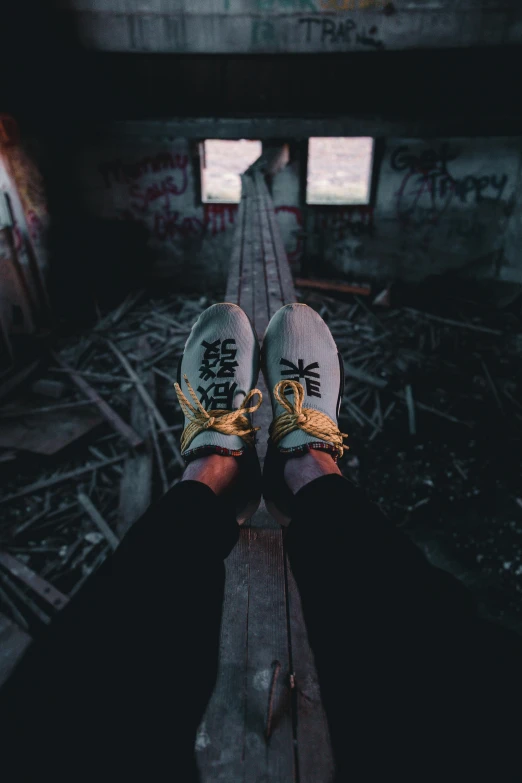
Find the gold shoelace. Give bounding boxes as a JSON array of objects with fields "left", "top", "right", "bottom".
[
  {"left": 174, "top": 374, "right": 263, "bottom": 452},
  {"left": 269, "top": 379, "right": 348, "bottom": 459}
]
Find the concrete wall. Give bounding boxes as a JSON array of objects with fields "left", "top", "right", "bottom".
[
  {"left": 55, "top": 0, "right": 522, "bottom": 53},
  {"left": 66, "top": 132, "right": 522, "bottom": 290},
  {"left": 70, "top": 134, "right": 313, "bottom": 288},
  {"left": 281, "top": 136, "right": 522, "bottom": 283},
  {"left": 72, "top": 137, "right": 241, "bottom": 287}
]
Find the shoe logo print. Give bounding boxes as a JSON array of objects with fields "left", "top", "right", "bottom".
[
  {"left": 280, "top": 358, "right": 321, "bottom": 398},
  {"left": 198, "top": 339, "right": 239, "bottom": 410}
]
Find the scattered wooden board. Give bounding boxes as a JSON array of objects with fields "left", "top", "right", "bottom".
[
  {"left": 0, "top": 405, "right": 103, "bottom": 455},
  {"left": 52, "top": 352, "right": 143, "bottom": 449}
]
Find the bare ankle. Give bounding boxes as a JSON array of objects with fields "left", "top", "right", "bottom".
[
  {"left": 182, "top": 454, "right": 239, "bottom": 496},
  {"left": 284, "top": 449, "right": 341, "bottom": 495}
]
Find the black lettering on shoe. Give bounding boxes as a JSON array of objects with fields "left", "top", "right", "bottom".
[
  {"left": 280, "top": 358, "right": 321, "bottom": 398},
  {"left": 198, "top": 339, "right": 239, "bottom": 408}
]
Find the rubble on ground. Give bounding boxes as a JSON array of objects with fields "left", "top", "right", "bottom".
[{"left": 0, "top": 284, "right": 521, "bottom": 636}]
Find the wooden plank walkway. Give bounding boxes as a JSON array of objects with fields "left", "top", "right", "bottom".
[{"left": 198, "top": 172, "right": 334, "bottom": 782}]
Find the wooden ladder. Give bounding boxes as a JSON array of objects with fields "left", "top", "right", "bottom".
[{"left": 197, "top": 172, "right": 334, "bottom": 783}]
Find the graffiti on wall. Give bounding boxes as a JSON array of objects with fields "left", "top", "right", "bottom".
[
  {"left": 390, "top": 143, "right": 510, "bottom": 232},
  {"left": 100, "top": 149, "right": 240, "bottom": 245},
  {"left": 298, "top": 17, "right": 383, "bottom": 46},
  {"left": 252, "top": 16, "right": 384, "bottom": 47},
  {"left": 100, "top": 152, "right": 190, "bottom": 200},
  {"left": 315, "top": 205, "right": 375, "bottom": 240},
  {"left": 274, "top": 204, "right": 374, "bottom": 264},
  {"left": 388, "top": 142, "right": 512, "bottom": 257},
  {"left": 150, "top": 204, "right": 239, "bottom": 243},
  {"left": 204, "top": 204, "right": 238, "bottom": 237}
]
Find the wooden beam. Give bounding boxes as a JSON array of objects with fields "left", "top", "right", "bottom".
[
  {"left": 0, "top": 550, "right": 69, "bottom": 611},
  {"left": 52, "top": 352, "right": 143, "bottom": 449},
  {"left": 106, "top": 340, "right": 184, "bottom": 469},
  {"left": 0, "top": 454, "right": 126, "bottom": 505},
  {"left": 78, "top": 493, "right": 120, "bottom": 551}
]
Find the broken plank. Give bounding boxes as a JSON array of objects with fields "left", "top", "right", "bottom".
[
  {"left": 0, "top": 405, "right": 104, "bottom": 456},
  {"left": 295, "top": 278, "right": 371, "bottom": 297},
  {"left": 0, "top": 455, "right": 126, "bottom": 505},
  {"left": 78, "top": 493, "right": 120, "bottom": 551},
  {"left": 0, "top": 550, "right": 69, "bottom": 611},
  {"left": 0, "top": 572, "right": 50, "bottom": 625},
  {"left": 344, "top": 363, "right": 388, "bottom": 389},
  {"left": 52, "top": 352, "right": 143, "bottom": 449},
  {"left": 50, "top": 368, "right": 133, "bottom": 384},
  {"left": 404, "top": 308, "right": 503, "bottom": 336},
  {"left": 94, "top": 289, "right": 145, "bottom": 332},
  {"left": 394, "top": 392, "right": 472, "bottom": 427},
  {"left": 106, "top": 340, "right": 184, "bottom": 469},
  {"left": 405, "top": 385, "right": 417, "bottom": 435},
  {"left": 0, "top": 584, "right": 30, "bottom": 632},
  {"left": 0, "top": 400, "right": 96, "bottom": 418}
]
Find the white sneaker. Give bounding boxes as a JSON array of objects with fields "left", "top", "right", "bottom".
[
  {"left": 261, "top": 303, "right": 346, "bottom": 524},
  {"left": 175, "top": 302, "right": 262, "bottom": 523}
]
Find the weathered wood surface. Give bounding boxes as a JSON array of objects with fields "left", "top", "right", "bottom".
[
  {"left": 199, "top": 172, "right": 334, "bottom": 782},
  {"left": 287, "top": 565, "right": 335, "bottom": 783}
]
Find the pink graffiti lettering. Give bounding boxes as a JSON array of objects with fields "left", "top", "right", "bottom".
[
  {"left": 204, "top": 203, "right": 238, "bottom": 237},
  {"left": 99, "top": 152, "right": 190, "bottom": 188},
  {"left": 154, "top": 211, "right": 204, "bottom": 242},
  {"left": 118, "top": 203, "right": 238, "bottom": 246},
  {"left": 130, "top": 174, "right": 189, "bottom": 213}
]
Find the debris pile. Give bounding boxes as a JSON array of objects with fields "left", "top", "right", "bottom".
[
  {"left": 1, "top": 283, "right": 522, "bottom": 641},
  {"left": 0, "top": 291, "right": 214, "bottom": 635},
  {"left": 300, "top": 286, "right": 522, "bottom": 633}
]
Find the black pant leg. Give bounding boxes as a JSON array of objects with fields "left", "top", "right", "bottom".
[
  {"left": 285, "top": 475, "right": 522, "bottom": 781},
  {"left": 0, "top": 480, "right": 238, "bottom": 782}
]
